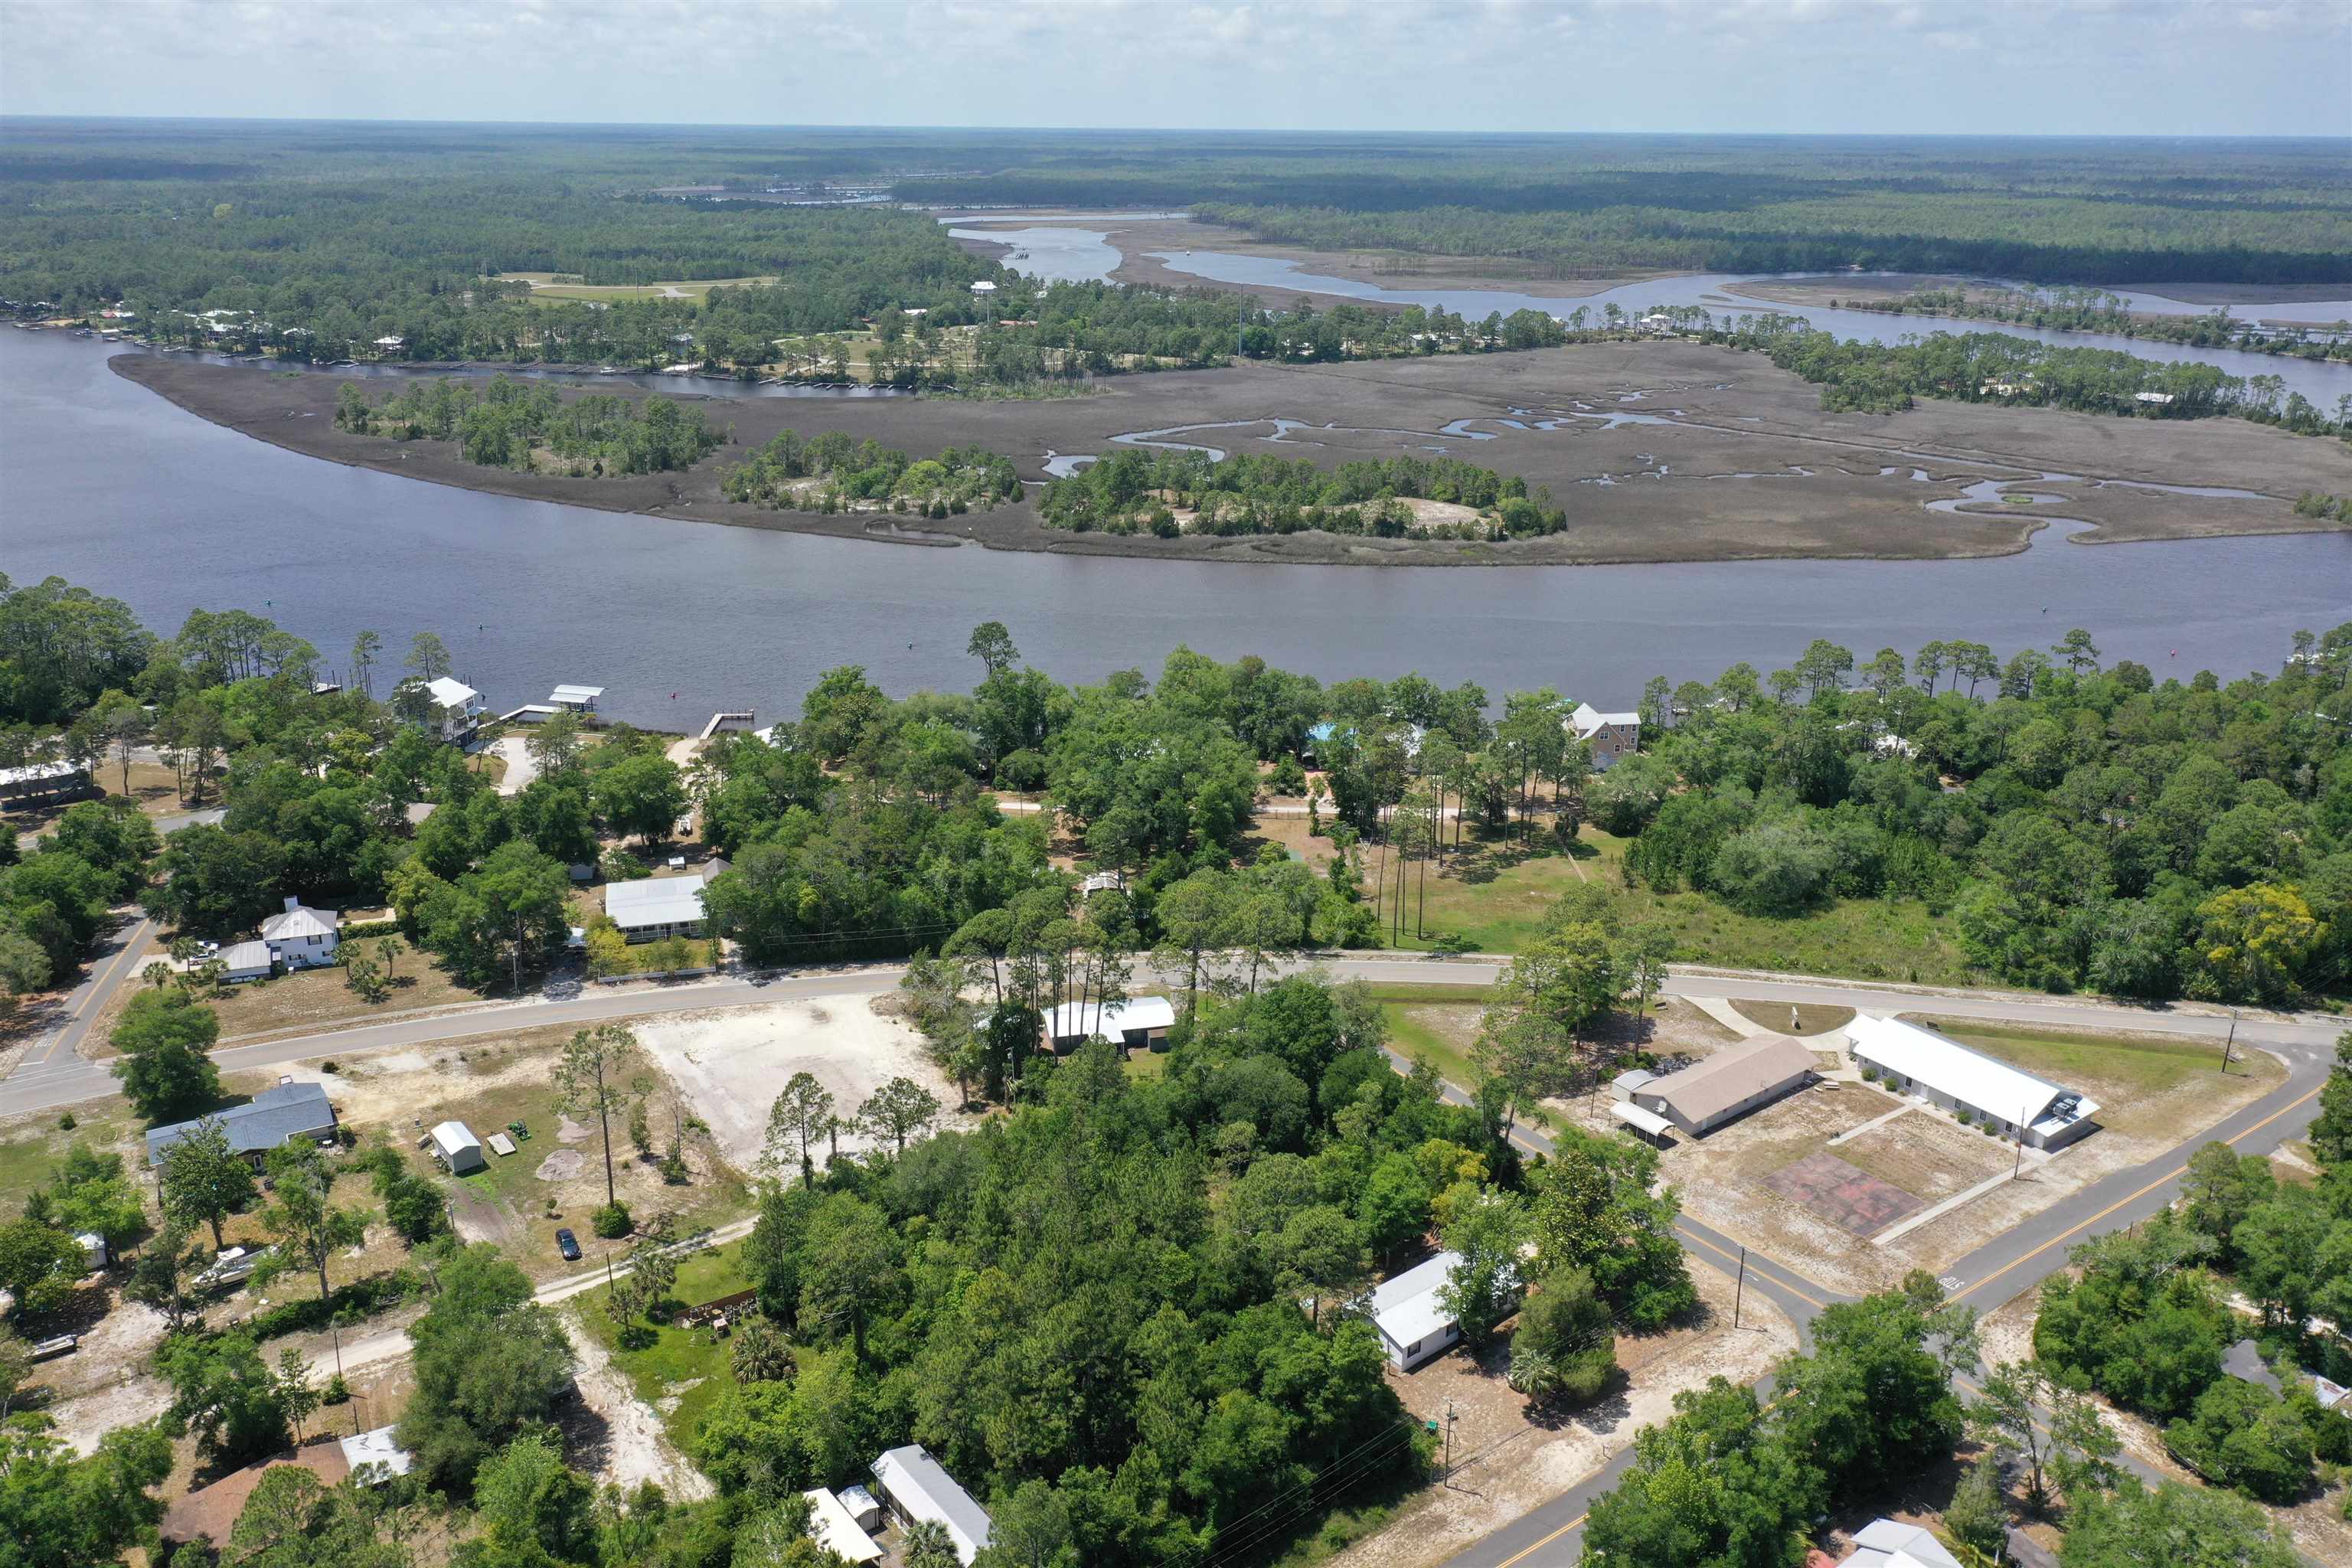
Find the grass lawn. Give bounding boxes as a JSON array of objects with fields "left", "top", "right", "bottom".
[
  {"left": 570, "top": 1240, "right": 751, "bottom": 1449},
  {"left": 165, "top": 958, "right": 489, "bottom": 1043},
  {"left": 1732, "top": 1000, "right": 1857, "bottom": 1037},
  {"left": 0, "top": 1107, "right": 139, "bottom": 1210},
  {"left": 1377, "top": 828, "right": 1977, "bottom": 986},
  {"left": 1903, "top": 1015, "right": 2278, "bottom": 1104},
  {"left": 1372, "top": 993, "right": 1489, "bottom": 1092}
]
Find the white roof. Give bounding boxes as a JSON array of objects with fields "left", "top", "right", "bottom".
[
  {"left": 1610, "top": 1101, "right": 1674, "bottom": 1137},
  {"left": 429, "top": 1120, "right": 482, "bottom": 1156},
  {"left": 0, "top": 759, "right": 86, "bottom": 787},
  {"left": 801, "top": 1489, "right": 882, "bottom": 1563},
  {"left": 872, "top": 1445, "right": 991, "bottom": 1564},
  {"left": 604, "top": 874, "right": 708, "bottom": 929},
  {"left": 340, "top": 1426, "right": 415, "bottom": 1481},
  {"left": 374, "top": 335, "right": 403, "bottom": 347},
  {"left": 548, "top": 684, "right": 604, "bottom": 704},
  {"left": 1847, "top": 1015, "right": 2097, "bottom": 1131},
  {"left": 1047, "top": 995, "right": 1177, "bottom": 1039},
  {"left": 425, "top": 676, "right": 479, "bottom": 709},
  {"left": 217, "top": 940, "right": 273, "bottom": 973},
  {"left": 1570, "top": 701, "right": 1639, "bottom": 738},
  {"left": 260, "top": 903, "right": 338, "bottom": 940},
  {"left": 1366, "top": 1250, "right": 1461, "bottom": 1352},
  {"left": 1843, "top": 1518, "right": 1965, "bottom": 1568}
]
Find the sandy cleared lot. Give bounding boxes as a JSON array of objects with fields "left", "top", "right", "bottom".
[
  {"left": 1331, "top": 1256, "right": 1797, "bottom": 1568},
  {"left": 562, "top": 1305, "right": 715, "bottom": 1501},
  {"left": 633, "top": 997, "right": 961, "bottom": 1173}
]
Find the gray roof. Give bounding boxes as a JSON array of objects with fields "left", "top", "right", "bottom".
[
  {"left": 146, "top": 1081, "right": 336, "bottom": 1165},
  {"left": 2223, "top": 1338, "right": 2283, "bottom": 1392},
  {"left": 872, "top": 1445, "right": 991, "bottom": 1564}
]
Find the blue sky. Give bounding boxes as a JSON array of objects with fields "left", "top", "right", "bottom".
[{"left": 5, "top": 0, "right": 2349, "bottom": 136}]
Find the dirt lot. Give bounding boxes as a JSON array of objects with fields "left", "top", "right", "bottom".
[
  {"left": 1329, "top": 1255, "right": 1797, "bottom": 1568},
  {"left": 119, "top": 337, "right": 2351, "bottom": 570},
  {"left": 632, "top": 995, "right": 965, "bottom": 1173},
  {"left": 561, "top": 1304, "right": 715, "bottom": 1501}
]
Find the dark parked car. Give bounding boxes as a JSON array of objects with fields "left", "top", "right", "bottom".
[{"left": 555, "top": 1227, "right": 580, "bottom": 1263}]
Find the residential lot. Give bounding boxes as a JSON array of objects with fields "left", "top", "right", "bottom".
[
  {"left": 632, "top": 995, "right": 966, "bottom": 1172},
  {"left": 1327, "top": 1256, "right": 1798, "bottom": 1568}
]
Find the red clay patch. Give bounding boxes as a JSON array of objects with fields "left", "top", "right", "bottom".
[{"left": 1762, "top": 1151, "right": 1924, "bottom": 1237}]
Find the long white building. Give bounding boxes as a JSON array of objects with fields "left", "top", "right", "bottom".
[{"left": 1847, "top": 1015, "right": 2100, "bottom": 1151}]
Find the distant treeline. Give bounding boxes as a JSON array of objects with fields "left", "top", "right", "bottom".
[
  {"left": 1040, "top": 449, "right": 1566, "bottom": 541},
  {"left": 1716, "top": 314, "right": 2351, "bottom": 434},
  {"left": 1839, "top": 286, "right": 2352, "bottom": 364},
  {"left": 332, "top": 375, "right": 723, "bottom": 473}
]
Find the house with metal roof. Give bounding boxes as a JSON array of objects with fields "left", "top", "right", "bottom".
[
  {"left": 1632, "top": 1034, "right": 1818, "bottom": 1137},
  {"left": 1568, "top": 702, "right": 1641, "bottom": 770},
  {"left": 146, "top": 1080, "right": 338, "bottom": 1168},
  {"left": 422, "top": 675, "right": 485, "bottom": 743},
  {"left": 1044, "top": 995, "right": 1176, "bottom": 1054},
  {"left": 261, "top": 896, "right": 339, "bottom": 969},
  {"left": 1847, "top": 1014, "right": 2100, "bottom": 1151},
  {"left": 1838, "top": 1517, "right": 1964, "bottom": 1568},
  {"left": 871, "top": 1444, "right": 992, "bottom": 1565},
  {"left": 604, "top": 873, "right": 712, "bottom": 942},
  {"left": 1361, "top": 1250, "right": 1475, "bottom": 1371}
]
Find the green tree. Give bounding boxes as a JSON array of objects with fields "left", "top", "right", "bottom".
[
  {"left": 472, "top": 1428, "right": 596, "bottom": 1564},
  {"left": 1944, "top": 1452, "right": 2009, "bottom": 1563},
  {"left": 592, "top": 751, "right": 686, "bottom": 844},
  {"left": 159, "top": 1329, "right": 291, "bottom": 1462},
  {"left": 1507, "top": 1266, "right": 1616, "bottom": 1410},
  {"left": 1438, "top": 1188, "right": 1524, "bottom": 1348},
  {"left": 108, "top": 987, "right": 223, "bottom": 1122},
  {"left": 856, "top": 1076, "right": 942, "bottom": 1155},
  {"left": 123, "top": 1221, "right": 208, "bottom": 1333},
  {"left": 554, "top": 1023, "right": 644, "bottom": 1212},
  {"left": 252, "top": 1143, "right": 373, "bottom": 1302},
  {"left": 764, "top": 1070, "right": 835, "bottom": 1185},
  {"left": 965, "top": 620, "right": 1019, "bottom": 678},
  {"left": 399, "top": 1244, "right": 575, "bottom": 1489},
  {"left": 0, "top": 1414, "right": 174, "bottom": 1568},
  {"left": 1774, "top": 1289, "right": 1964, "bottom": 1502},
  {"left": 2058, "top": 1481, "right": 2298, "bottom": 1567},
  {"left": 0, "top": 1221, "right": 86, "bottom": 1318},
  {"left": 222, "top": 1463, "right": 407, "bottom": 1568}
]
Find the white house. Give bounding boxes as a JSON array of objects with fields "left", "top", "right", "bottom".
[
  {"left": 604, "top": 874, "right": 711, "bottom": 943},
  {"left": 339, "top": 1426, "right": 416, "bottom": 1484},
  {"left": 1847, "top": 1014, "right": 2100, "bottom": 1150},
  {"left": 1044, "top": 995, "right": 1176, "bottom": 1054},
  {"left": 373, "top": 335, "right": 404, "bottom": 351},
  {"left": 1364, "top": 1251, "right": 1470, "bottom": 1371},
  {"left": 261, "top": 897, "right": 339, "bottom": 969},
  {"left": 1839, "top": 1517, "right": 1964, "bottom": 1568},
  {"left": 426, "top": 1120, "right": 485, "bottom": 1175},
  {"left": 213, "top": 940, "right": 275, "bottom": 984},
  {"left": 871, "top": 1445, "right": 992, "bottom": 1566},
  {"left": 1568, "top": 702, "right": 1641, "bottom": 770},
  {"left": 423, "top": 677, "right": 485, "bottom": 743}
]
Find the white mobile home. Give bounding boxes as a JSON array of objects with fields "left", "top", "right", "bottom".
[
  {"left": 1847, "top": 1015, "right": 2100, "bottom": 1151},
  {"left": 871, "top": 1445, "right": 992, "bottom": 1566},
  {"left": 1044, "top": 995, "right": 1176, "bottom": 1054},
  {"left": 799, "top": 1489, "right": 882, "bottom": 1564}
]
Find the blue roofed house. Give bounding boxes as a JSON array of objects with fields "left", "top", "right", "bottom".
[{"left": 145, "top": 1081, "right": 339, "bottom": 1171}]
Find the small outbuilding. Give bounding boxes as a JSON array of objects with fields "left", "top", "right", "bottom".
[
  {"left": 426, "top": 1120, "right": 486, "bottom": 1175},
  {"left": 1838, "top": 1517, "right": 1964, "bottom": 1568},
  {"left": 1632, "top": 1033, "right": 1818, "bottom": 1137},
  {"left": 801, "top": 1488, "right": 883, "bottom": 1564},
  {"left": 871, "top": 1444, "right": 993, "bottom": 1566},
  {"left": 548, "top": 684, "right": 605, "bottom": 717},
  {"left": 1044, "top": 995, "right": 1176, "bottom": 1054},
  {"left": 212, "top": 940, "right": 276, "bottom": 983}
]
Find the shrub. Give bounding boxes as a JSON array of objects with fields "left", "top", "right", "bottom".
[
  {"left": 591, "top": 1202, "right": 632, "bottom": 1239},
  {"left": 323, "top": 1374, "right": 351, "bottom": 1404},
  {"left": 57, "top": 1113, "right": 75, "bottom": 1131}
]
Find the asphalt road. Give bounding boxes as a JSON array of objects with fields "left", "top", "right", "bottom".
[{"left": 5, "top": 942, "right": 2339, "bottom": 1565}]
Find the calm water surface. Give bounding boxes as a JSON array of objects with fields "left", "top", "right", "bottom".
[{"left": 3, "top": 331, "right": 2345, "bottom": 728}]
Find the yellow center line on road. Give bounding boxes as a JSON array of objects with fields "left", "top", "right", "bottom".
[
  {"left": 1673, "top": 1223, "right": 1828, "bottom": 1312},
  {"left": 1493, "top": 1511, "right": 1589, "bottom": 1568},
  {"left": 1952, "top": 1082, "right": 2323, "bottom": 1305}
]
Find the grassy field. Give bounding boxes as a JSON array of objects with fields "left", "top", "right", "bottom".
[
  {"left": 496, "top": 272, "right": 777, "bottom": 303},
  {"left": 1731, "top": 1000, "right": 1857, "bottom": 1037},
  {"left": 571, "top": 1240, "right": 751, "bottom": 1449},
  {"left": 1377, "top": 828, "right": 1975, "bottom": 985},
  {"left": 0, "top": 1107, "right": 139, "bottom": 1210},
  {"left": 1371, "top": 991, "right": 1490, "bottom": 1092},
  {"left": 1904, "top": 1015, "right": 2272, "bottom": 1101},
  {"left": 136, "top": 958, "right": 492, "bottom": 1043}
]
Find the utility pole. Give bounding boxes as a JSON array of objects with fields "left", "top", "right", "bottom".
[
  {"left": 1442, "top": 1398, "right": 1457, "bottom": 1485},
  {"left": 1733, "top": 1246, "right": 1747, "bottom": 1330},
  {"left": 2013, "top": 1102, "right": 2028, "bottom": 1181},
  {"left": 2220, "top": 1010, "right": 2238, "bottom": 1075}
]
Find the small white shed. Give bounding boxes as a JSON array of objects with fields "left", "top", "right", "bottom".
[{"left": 426, "top": 1120, "right": 485, "bottom": 1175}]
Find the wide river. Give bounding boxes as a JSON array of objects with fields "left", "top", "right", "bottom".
[{"left": 4, "top": 329, "right": 2347, "bottom": 730}]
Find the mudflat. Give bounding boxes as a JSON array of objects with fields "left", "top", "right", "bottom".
[{"left": 113, "top": 341, "right": 2352, "bottom": 569}]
